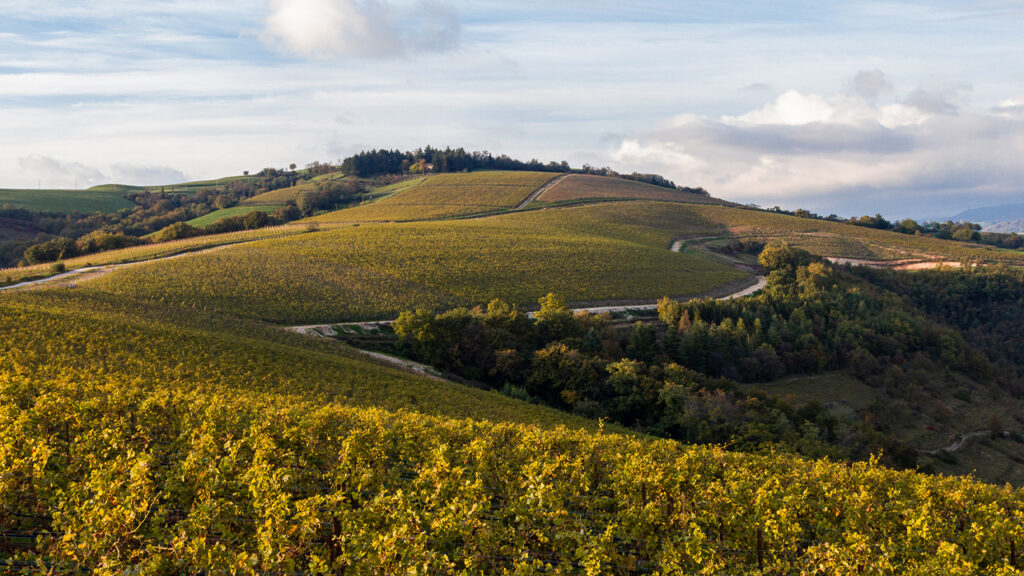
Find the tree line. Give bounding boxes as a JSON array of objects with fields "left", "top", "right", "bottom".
[
  {"left": 389, "top": 244, "right": 1021, "bottom": 471},
  {"left": 339, "top": 146, "right": 708, "bottom": 195}
]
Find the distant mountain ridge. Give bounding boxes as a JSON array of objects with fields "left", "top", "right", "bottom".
[
  {"left": 946, "top": 200, "right": 1024, "bottom": 229},
  {"left": 951, "top": 202, "right": 1024, "bottom": 232},
  {"left": 986, "top": 218, "right": 1024, "bottom": 233}
]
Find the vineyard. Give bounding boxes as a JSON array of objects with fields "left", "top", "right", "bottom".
[
  {"left": 689, "top": 205, "right": 1024, "bottom": 264},
  {"left": 82, "top": 203, "right": 746, "bottom": 323},
  {"left": 313, "top": 171, "right": 556, "bottom": 222},
  {"left": 533, "top": 174, "right": 726, "bottom": 206},
  {"left": 0, "top": 225, "right": 315, "bottom": 286},
  {"left": 0, "top": 291, "right": 586, "bottom": 427},
  {"left": 5, "top": 167, "right": 1024, "bottom": 573},
  {"left": 1, "top": 292, "right": 1022, "bottom": 574}
]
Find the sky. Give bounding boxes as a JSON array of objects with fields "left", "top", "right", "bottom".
[{"left": 2, "top": 1, "right": 1024, "bottom": 219}]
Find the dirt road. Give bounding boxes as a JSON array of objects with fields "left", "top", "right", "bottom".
[{"left": 514, "top": 174, "right": 569, "bottom": 210}]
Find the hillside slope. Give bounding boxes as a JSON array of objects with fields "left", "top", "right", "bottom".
[
  {"left": 82, "top": 202, "right": 748, "bottom": 323},
  {"left": 532, "top": 173, "right": 728, "bottom": 206},
  {"left": 5, "top": 168, "right": 1024, "bottom": 572},
  {"left": 1, "top": 291, "right": 1022, "bottom": 574},
  {"left": 312, "top": 171, "right": 556, "bottom": 222},
  {"left": 0, "top": 186, "right": 136, "bottom": 213},
  {"left": 0, "top": 290, "right": 593, "bottom": 428}
]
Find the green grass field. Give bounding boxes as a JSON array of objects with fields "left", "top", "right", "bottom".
[
  {"left": 0, "top": 186, "right": 136, "bottom": 213},
  {"left": 145, "top": 174, "right": 259, "bottom": 195},
  {"left": 82, "top": 198, "right": 1024, "bottom": 324},
  {"left": 312, "top": 171, "right": 556, "bottom": 222},
  {"left": 186, "top": 205, "right": 282, "bottom": 228},
  {"left": 0, "top": 175, "right": 263, "bottom": 213},
  {"left": 84, "top": 202, "right": 745, "bottom": 323}
]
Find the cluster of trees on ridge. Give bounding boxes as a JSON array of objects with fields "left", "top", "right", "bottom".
[
  {"left": 340, "top": 146, "right": 709, "bottom": 195},
  {"left": 390, "top": 245, "right": 1024, "bottom": 472}
]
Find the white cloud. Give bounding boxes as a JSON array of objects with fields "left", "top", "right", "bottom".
[
  {"left": 261, "top": 0, "right": 460, "bottom": 58},
  {"left": 613, "top": 72, "right": 1024, "bottom": 218},
  {"left": 727, "top": 90, "right": 837, "bottom": 126},
  {"left": 17, "top": 154, "right": 187, "bottom": 188},
  {"left": 110, "top": 163, "right": 188, "bottom": 185},
  {"left": 994, "top": 95, "right": 1024, "bottom": 118},
  {"left": 18, "top": 155, "right": 107, "bottom": 188}
]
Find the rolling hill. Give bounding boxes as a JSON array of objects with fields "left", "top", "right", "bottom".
[
  {"left": 3, "top": 168, "right": 1024, "bottom": 573},
  {"left": 0, "top": 185, "right": 138, "bottom": 213},
  {"left": 312, "top": 171, "right": 557, "bottom": 222},
  {"left": 84, "top": 202, "right": 748, "bottom": 323},
  {"left": 531, "top": 173, "right": 728, "bottom": 206}
]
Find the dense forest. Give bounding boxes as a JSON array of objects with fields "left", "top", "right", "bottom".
[{"left": 387, "top": 245, "right": 1024, "bottom": 471}]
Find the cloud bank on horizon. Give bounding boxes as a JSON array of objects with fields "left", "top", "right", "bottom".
[
  {"left": 616, "top": 73, "right": 1024, "bottom": 217},
  {"left": 1, "top": 0, "right": 1023, "bottom": 218}
]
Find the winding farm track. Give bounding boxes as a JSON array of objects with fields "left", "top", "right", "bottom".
[
  {"left": 514, "top": 173, "right": 569, "bottom": 210},
  {"left": 825, "top": 257, "right": 963, "bottom": 270},
  {"left": 285, "top": 234, "right": 770, "bottom": 336},
  {"left": 0, "top": 242, "right": 259, "bottom": 293}
]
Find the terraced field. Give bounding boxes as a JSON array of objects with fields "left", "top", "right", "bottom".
[
  {"left": 84, "top": 202, "right": 745, "bottom": 323},
  {"left": 313, "top": 171, "right": 556, "bottom": 222},
  {"left": 533, "top": 174, "right": 727, "bottom": 206}
]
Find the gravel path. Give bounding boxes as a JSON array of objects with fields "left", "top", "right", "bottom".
[{"left": 514, "top": 174, "right": 569, "bottom": 210}]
